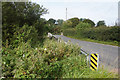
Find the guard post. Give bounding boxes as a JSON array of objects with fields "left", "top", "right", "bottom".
[{"left": 90, "top": 53, "right": 99, "bottom": 71}]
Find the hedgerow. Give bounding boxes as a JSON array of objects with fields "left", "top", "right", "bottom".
[{"left": 63, "top": 26, "right": 120, "bottom": 42}]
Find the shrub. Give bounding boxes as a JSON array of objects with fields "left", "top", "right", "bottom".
[
  {"left": 62, "top": 20, "right": 72, "bottom": 29},
  {"left": 82, "top": 19, "right": 95, "bottom": 27},
  {"left": 68, "top": 17, "right": 79, "bottom": 28},
  {"left": 64, "top": 26, "right": 120, "bottom": 42},
  {"left": 76, "top": 22, "right": 91, "bottom": 30},
  {"left": 2, "top": 39, "right": 82, "bottom": 78},
  {"left": 63, "top": 28, "right": 77, "bottom": 37},
  {"left": 2, "top": 39, "right": 118, "bottom": 78},
  {"left": 11, "top": 25, "right": 39, "bottom": 48}
]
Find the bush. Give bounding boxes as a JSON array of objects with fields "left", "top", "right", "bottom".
[
  {"left": 11, "top": 25, "right": 39, "bottom": 48},
  {"left": 63, "top": 28, "right": 77, "bottom": 37},
  {"left": 64, "top": 26, "right": 120, "bottom": 42},
  {"left": 62, "top": 20, "right": 72, "bottom": 29},
  {"left": 2, "top": 39, "right": 83, "bottom": 78},
  {"left": 82, "top": 19, "right": 95, "bottom": 27},
  {"left": 2, "top": 39, "right": 118, "bottom": 78},
  {"left": 76, "top": 22, "right": 91, "bottom": 30}
]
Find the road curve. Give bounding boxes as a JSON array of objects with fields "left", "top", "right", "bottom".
[{"left": 53, "top": 35, "right": 119, "bottom": 73}]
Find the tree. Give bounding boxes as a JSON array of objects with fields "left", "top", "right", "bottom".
[
  {"left": 69, "top": 17, "right": 79, "bottom": 28},
  {"left": 96, "top": 20, "right": 106, "bottom": 27},
  {"left": 57, "top": 19, "right": 64, "bottom": 26},
  {"left": 79, "top": 18, "right": 84, "bottom": 21},
  {"left": 83, "top": 19, "right": 95, "bottom": 27},
  {"left": 2, "top": 2, "right": 48, "bottom": 26},
  {"left": 2, "top": 2, "right": 48, "bottom": 45},
  {"left": 62, "top": 20, "right": 72, "bottom": 29},
  {"left": 47, "top": 18, "right": 56, "bottom": 24},
  {"left": 76, "top": 22, "right": 91, "bottom": 30}
]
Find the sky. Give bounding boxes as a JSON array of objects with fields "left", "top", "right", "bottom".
[{"left": 32, "top": 0, "right": 119, "bottom": 26}]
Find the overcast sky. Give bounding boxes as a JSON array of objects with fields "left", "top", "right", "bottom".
[{"left": 32, "top": 0, "right": 119, "bottom": 26}]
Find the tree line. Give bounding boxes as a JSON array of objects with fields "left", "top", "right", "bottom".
[{"left": 62, "top": 17, "right": 120, "bottom": 43}]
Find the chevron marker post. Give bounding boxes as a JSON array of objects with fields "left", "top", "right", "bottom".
[{"left": 90, "top": 53, "right": 99, "bottom": 71}]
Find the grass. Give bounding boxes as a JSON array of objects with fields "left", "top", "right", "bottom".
[
  {"left": 66, "top": 35, "right": 119, "bottom": 47},
  {"left": 59, "top": 55, "right": 118, "bottom": 78}
]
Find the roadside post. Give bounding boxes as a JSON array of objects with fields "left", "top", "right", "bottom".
[{"left": 90, "top": 53, "right": 99, "bottom": 71}]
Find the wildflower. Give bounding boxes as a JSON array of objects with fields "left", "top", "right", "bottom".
[
  {"left": 35, "top": 48, "right": 38, "bottom": 50},
  {"left": 1, "top": 77, "right": 5, "bottom": 79},
  {"left": 23, "top": 72, "right": 26, "bottom": 75},
  {"left": 23, "top": 54, "right": 25, "bottom": 57},
  {"left": 53, "top": 53, "right": 55, "bottom": 55},
  {"left": 3, "top": 62, "right": 6, "bottom": 64},
  {"left": 44, "top": 48, "right": 47, "bottom": 51},
  {"left": 65, "top": 42, "right": 67, "bottom": 44}
]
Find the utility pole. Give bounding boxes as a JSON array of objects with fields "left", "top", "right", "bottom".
[
  {"left": 66, "top": 8, "right": 67, "bottom": 20},
  {"left": 118, "top": 1, "right": 120, "bottom": 26}
]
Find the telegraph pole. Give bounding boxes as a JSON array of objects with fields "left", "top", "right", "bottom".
[
  {"left": 118, "top": 1, "right": 120, "bottom": 26},
  {"left": 66, "top": 8, "right": 67, "bottom": 20}
]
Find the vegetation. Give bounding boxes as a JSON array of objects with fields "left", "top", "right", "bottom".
[
  {"left": 62, "top": 20, "right": 73, "bottom": 29},
  {"left": 97, "top": 20, "right": 106, "bottom": 27},
  {"left": 1, "top": 1, "right": 119, "bottom": 79},
  {"left": 63, "top": 26, "right": 120, "bottom": 46},
  {"left": 69, "top": 17, "right": 79, "bottom": 28},
  {"left": 76, "top": 22, "right": 92, "bottom": 30},
  {"left": 2, "top": 2, "right": 48, "bottom": 47},
  {"left": 57, "top": 19, "right": 64, "bottom": 26},
  {"left": 82, "top": 19, "right": 95, "bottom": 27},
  {"left": 62, "top": 18, "right": 120, "bottom": 46},
  {"left": 2, "top": 38, "right": 118, "bottom": 78}
]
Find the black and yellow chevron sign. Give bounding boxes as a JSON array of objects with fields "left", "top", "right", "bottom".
[{"left": 90, "top": 53, "right": 99, "bottom": 71}]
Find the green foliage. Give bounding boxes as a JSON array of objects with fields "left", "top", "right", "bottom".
[
  {"left": 47, "top": 18, "right": 56, "bottom": 24},
  {"left": 83, "top": 19, "right": 95, "bottom": 27},
  {"left": 64, "top": 26, "right": 120, "bottom": 42},
  {"left": 79, "top": 18, "right": 84, "bottom": 21},
  {"left": 2, "top": 2, "right": 48, "bottom": 26},
  {"left": 52, "top": 25, "right": 62, "bottom": 34},
  {"left": 2, "top": 39, "right": 118, "bottom": 78},
  {"left": 33, "top": 18, "right": 48, "bottom": 37},
  {"left": 69, "top": 17, "right": 79, "bottom": 28},
  {"left": 97, "top": 20, "right": 106, "bottom": 27},
  {"left": 81, "top": 26, "right": 120, "bottom": 41},
  {"left": 76, "top": 22, "right": 92, "bottom": 30},
  {"left": 46, "top": 24, "right": 62, "bottom": 34},
  {"left": 2, "top": 24, "right": 41, "bottom": 48},
  {"left": 12, "top": 25, "right": 39, "bottom": 47},
  {"left": 63, "top": 28, "right": 77, "bottom": 37},
  {"left": 46, "top": 18, "right": 63, "bottom": 34},
  {"left": 2, "top": 2, "right": 48, "bottom": 47},
  {"left": 62, "top": 20, "right": 72, "bottom": 29},
  {"left": 57, "top": 19, "right": 64, "bottom": 26},
  {"left": 2, "top": 39, "right": 81, "bottom": 78}
]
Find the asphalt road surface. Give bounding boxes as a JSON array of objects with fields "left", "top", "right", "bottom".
[{"left": 53, "top": 35, "right": 119, "bottom": 73}]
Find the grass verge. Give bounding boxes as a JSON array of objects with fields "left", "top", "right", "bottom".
[{"left": 66, "top": 36, "right": 119, "bottom": 47}]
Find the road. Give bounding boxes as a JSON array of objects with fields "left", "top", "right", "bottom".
[{"left": 53, "top": 35, "right": 119, "bottom": 73}]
